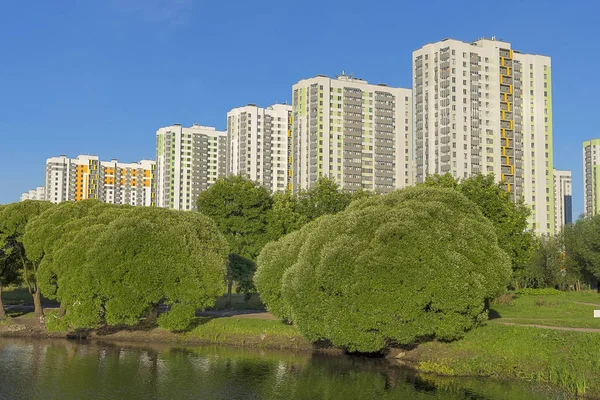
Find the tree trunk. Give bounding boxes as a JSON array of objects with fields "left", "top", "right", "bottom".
[
  {"left": 32, "top": 289, "right": 43, "bottom": 318},
  {"left": 0, "top": 281, "right": 6, "bottom": 320},
  {"left": 226, "top": 279, "right": 233, "bottom": 309}
]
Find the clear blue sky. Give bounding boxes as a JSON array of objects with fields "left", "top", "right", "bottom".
[{"left": 1, "top": 0, "right": 597, "bottom": 217}]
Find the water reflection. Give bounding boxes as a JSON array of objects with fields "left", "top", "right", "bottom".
[{"left": 0, "top": 338, "right": 569, "bottom": 400}]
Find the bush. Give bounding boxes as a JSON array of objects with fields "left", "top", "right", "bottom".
[
  {"left": 255, "top": 221, "right": 323, "bottom": 321},
  {"left": 513, "top": 288, "right": 564, "bottom": 296},
  {"left": 279, "top": 187, "right": 511, "bottom": 352}
]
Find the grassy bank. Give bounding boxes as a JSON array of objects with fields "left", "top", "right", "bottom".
[{"left": 407, "top": 291, "right": 600, "bottom": 397}]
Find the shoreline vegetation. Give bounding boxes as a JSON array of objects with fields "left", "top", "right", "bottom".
[{"left": 3, "top": 290, "right": 600, "bottom": 397}]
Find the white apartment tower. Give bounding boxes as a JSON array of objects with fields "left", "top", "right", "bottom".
[
  {"left": 227, "top": 104, "right": 293, "bottom": 192},
  {"left": 20, "top": 187, "right": 46, "bottom": 202},
  {"left": 99, "top": 159, "right": 156, "bottom": 207},
  {"left": 155, "top": 124, "right": 227, "bottom": 211},
  {"left": 292, "top": 74, "right": 413, "bottom": 193},
  {"left": 413, "top": 37, "right": 554, "bottom": 235},
  {"left": 553, "top": 169, "right": 572, "bottom": 233},
  {"left": 45, "top": 155, "right": 101, "bottom": 203},
  {"left": 44, "top": 155, "right": 155, "bottom": 206},
  {"left": 583, "top": 139, "right": 600, "bottom": 218}
]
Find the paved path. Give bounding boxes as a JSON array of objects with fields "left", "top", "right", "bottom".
[{"left": 491, "top": 320, "right": 600, "bottom": 333}]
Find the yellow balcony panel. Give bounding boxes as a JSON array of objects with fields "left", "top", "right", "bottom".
[
  {"left": 501, "top": 57, "right": 505, "bottom": 66},
  {"left": 507, "top": 183, "right": 511, "bottom": 193},
  {"left": 500, "top": 75, "right": 503, "bottom": 84},
  {"left": 501, "top": 173, "right": 505, "bottom": 182},
  {"left": 509, "top": 50, "right": 513, "bottom": 58},
  {"left": 509, "top": 85, "right": 513, "bottom": 94}
]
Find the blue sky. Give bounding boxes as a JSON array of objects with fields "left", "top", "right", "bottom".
[{"left": 0, "top": 0, "right": 597, "bottom": 216}]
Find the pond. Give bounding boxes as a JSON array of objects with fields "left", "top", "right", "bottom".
[{"left": 0, "top": 338, "right": 570, "bottom": 399}]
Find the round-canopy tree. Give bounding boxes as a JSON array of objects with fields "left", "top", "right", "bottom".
[
  {"left": 280, "top": 187, "right": 511, "bottom": 353},
  {"left": 51, "top": 207, "right": 228, "bottom": 331},
  {"left": 254, "top": 220, "right": 325, "bottom": 321}
]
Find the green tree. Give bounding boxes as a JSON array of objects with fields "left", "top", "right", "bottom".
[
  {"left": 197, "top": 175, "right": 272, "bottom": 307},
  {"left": 51, "top": 207, "right": 228, "bottom": 330},
  {"left": 296, "top": 176, "right": 353, "bottom": 221},
  {"left": 0, "top": 201, "right": 54, "bottom": 317},
  {"left": 521, "top": 236, "right": 564, "bottom": 289},
  {"left": 278, "top": 187, "right": 511, "bottom": 352},
  {"left": 422, "top": 173, "right": 535, "bottom": 286},
  {"left": 265, "top": 191, "right": 307, "bottom": 242},
  {"left": 23, "top": 200, "right": 110, "bottom": 314},
  {"left": 0, "top": 205, "right": 21, "bottom": 320},
  {"left": 563, "top": 216, "right": 600, "bottom": 290}
]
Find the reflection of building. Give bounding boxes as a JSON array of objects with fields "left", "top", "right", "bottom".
[
  {"left": 155, "top": 124, "right": 227, "bottom": 211},
  {"left": 553, "top": 169, "right": 572, "bottom": 233},
  {"left": 583, "top": 139, "right": 600, "bottom": 218},
  {"left": 44, "top": 155, "right": 155, "bottom": 206},
  {"left": 20, "top": 187, "right": 45, "bottom": 202},
  {"left": 227, "top": 104, "right": 293, "bottom": 192},
  {"left": 292, "top": 73, "right": 412, "bottom": 194},
  {"left": 413, "top": 37, "right": 554, "bottom": 235}
]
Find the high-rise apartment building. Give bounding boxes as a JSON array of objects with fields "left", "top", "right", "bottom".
[
  {"left": 413, "top": 37, "right": 554, "bottom": 235},
  {"left": 44, "top": 155, "right": 155, "bottom": 206},
  {"left": 583, "top": 139, "right": 600, "bottom": 218},
  {"left": 45, "top": 155, "right": 101, "bottom": 203},
  {"left": 227, "top": 104, "right": 293, "bottom": 192},
  {"left": 155, "top": 124, "right": 227, "bottom": 211},
  {"left": 292, "top": 74, "right": 412, "bottom": 193},
  {"left": 99, "top": 159, "right": 156, "bottom": 207},
  {"left": 20, "top": 187, "right": 45, "bottom": 202},
  {"left": 553, "top": 169, "right": 572, "bottom": 232}
]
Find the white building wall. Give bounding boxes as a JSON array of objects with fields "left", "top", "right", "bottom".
[
  {"left": 292, "top": 74, "right": 412, "bottom": 193},
  {"left": 413, "top": 37, "right": 553, "bottom": 235},
  {"left": 20, "top": 187, "right": 45, "bottom": 202},
  {"left": 156, "top": 124, "right": 226, "bottom": 210}
]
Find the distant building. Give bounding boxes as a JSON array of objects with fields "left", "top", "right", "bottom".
[
  {"left": 553, "top": 169, "right": 572, "bottom": 232},
  {"left": 44, "top": 155, "right": 155, "bottom": 206},
  {"left": 292, "top": 73, "right": 412, "bottom": 193},
  {"left": 20, "top": 187, "right": 45, "bottom": 202},
  {"left": 413, "top": 37, "right": 554, "bottom": 235},
  {"left": 227, "top": 104, "right": 293, "bottom": 192},
  {"left": 155, "top": 124, "right": 226, "bottom": 211},
  {"left": 583, "top": 139, "right": 600, "bottom": 218}
]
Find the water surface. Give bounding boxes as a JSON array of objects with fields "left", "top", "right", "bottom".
[{"left": 0, "top": 338, "right": 569, "bottom": 399}]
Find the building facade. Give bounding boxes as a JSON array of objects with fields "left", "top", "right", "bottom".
[
  {"left": 44, "top": 155, "right": 155, "bottom": 206},
  {"left": 553, "top": 169, "right": 572, "bottom": 233},
  {"left": 99, "top": 159, "right": 155, "bottom": 207},
  {"left": 413, "top": 37, "right": 554, "bottom": 235},
  {"left": 292, "top": 73, "right": 412, "bottom": 194},
  {"left": 155, "top": 124, "right": 227, "bottom": 211},
  {"left": 20, "top": 187, "right": 46, "bottom": 202},
  {"left": 227, "top": 104, "right": 293, "bottom": 192},
  {"left": 583, "top": 139, "right": 600, "bottom": 218}
]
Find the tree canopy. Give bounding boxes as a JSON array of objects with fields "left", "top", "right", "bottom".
[
  {"left": 258, "top": 186, "right": 511, "bottom": 352},
  {"left": 0, "top": 200, "right": 54, "bottom": 317},
  {"left": 22, "top": 203, "right": 228, "bottom": 331},
  {"left": 421, "top": 173, "right": 535, "bottom": 285}
]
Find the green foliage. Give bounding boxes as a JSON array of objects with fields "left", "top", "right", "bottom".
[
  {"left": 275, "top": 187, "right": 511, "bottom": 352},
  {"left": 562, "top": 215, "right": 600, "bottom": 287},
  {"left": 196, "top": 175, "right": 272, "bottom": 259},
  {"left": 228, "top": 254, "right": 256, "bottom": 295},
  {"left": 513, "top": 288, "right": 564, "bottom": 296},
  {"left": 422, "top": 173, "right": 535, "bottom": 284},
  {"left": 255, "top": 224, "right": 316, "bottom": 321},
  {"left": 24, "top": 204, "right": 228, "bottom": 331},
  {"left": 265, "top": 191, "right": 307, "bottom": 241},
  {"left": 519, "top": 236, "right": 566, "bottom": 289},
  {"left": 0, "top": 201, "right": 54, "bottom": 316},
  {"left": 296, "top": 176, "right": 353, "bottom": 222}
]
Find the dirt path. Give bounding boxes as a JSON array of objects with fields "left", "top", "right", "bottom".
[
  {"left": 573, "top": 301, "right": 600, "bottom": 307},
  {"left": 491, "top": 320, "right": 600, "bottom": 333},
  {"left": 196, "top": 309, "right": 277, "bottom": 320}
]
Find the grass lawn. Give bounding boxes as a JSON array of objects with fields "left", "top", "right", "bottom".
[
  {"left": 1, "top": 287, "right": 59, "bottom": 307},
  {"left": 187, "top": 317, "right": 308, "bottom": 350},
  {"left": 491, "top": 290, "right": 600, "bottom": 329},
  {"left": 210, "top": 293, "right": 265, "bottom": 311},
  {"left": 415, "top": 322, "right": 600, "bottom": 396}
]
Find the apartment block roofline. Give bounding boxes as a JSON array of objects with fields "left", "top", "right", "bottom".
[{"left": 417, "top": 37, "right": 550, "bottom": 58}]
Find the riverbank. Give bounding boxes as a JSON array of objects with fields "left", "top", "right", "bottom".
[{"left": 2, "top": 291, "right": 600, "bottom": 397}]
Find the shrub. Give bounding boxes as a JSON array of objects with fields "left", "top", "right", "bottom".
[
  {"left": 514, "top": 288, "right": 564, "bottom": 296},
  {"left": 280, "top": 187, "right": 512, "bottom": 352}
]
